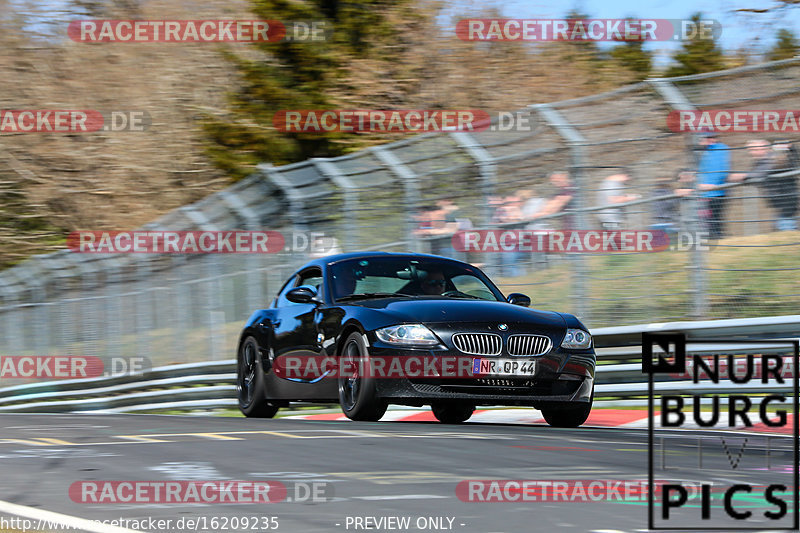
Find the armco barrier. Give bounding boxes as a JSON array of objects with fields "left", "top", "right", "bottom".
[{"left": 0, "top": 315, "right": 795, "bottom": 413}]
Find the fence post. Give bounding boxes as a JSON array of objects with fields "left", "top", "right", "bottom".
[
  {"left": 182, "top": 205, "right": 226, "bottom": 361},
  {"left": 687, "top": 179, "right": 709, "bottom": 318},
  {"left": 371, "top": 146, "right": 424, "bottom": 253},
  {"left": 221, "top": 187, "right": 265, "bottom": 314},
  {"left": 449, "top": 132, "right": 497, "bottom": 271},
  {"left": 259, "top": 163, "right": 314, "bottom": 266},
  {"left": 312, "top": 158, "right": 359, "bottom": 253},
  {"left": 533, "top": 104, "right": 589, "bottom": 322},
  {"left": 260, "top": 163, "right": 308, "bottom": 235},
  {"left": 0, "top": 276, "right": 23, "bottom": 356},
  {"left": 133, "top": 256, "right": 152, "bottom": 362},
  {"left": 26, "top": 259, "right": 49, "bottom": 356},
  {"left": 649, "top": 79, "right": 707, "bottom": 319},
  {"left": 102, "top": 257, "right": 124, "bottom": 362}
]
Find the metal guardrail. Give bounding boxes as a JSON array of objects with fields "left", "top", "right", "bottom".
[
  {"left": 0, "top": 360, "right": 233, "bottom": 399},
  {"left": 592, "top": 314, "right": 800, "bottom": 351},
  {"left": 0, "top": 316, "right": 795, "bottom": 413}
]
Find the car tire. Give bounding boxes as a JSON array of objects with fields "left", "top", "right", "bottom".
[
  {"left": 237, "top": 336, "right": 280, "bottom": 418},
  {"left": 431, "top": 402, "right": 475, "bottom": 424},
  {"left": 338, "top": 332, "right": 388, "bottom": 422},
  {"left": 541, "top": 387, "right": 593, "bottom": 428}
]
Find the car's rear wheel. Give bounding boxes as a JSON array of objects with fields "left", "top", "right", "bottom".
[
  {"left": 338, "top": 332, "right": 388, "bottom": 422},
  {"left": 541, "top": 387, "right": 593, "bottom": 428},
  {"left": 237, "top": 336, "right": 280, "bottom": 418},
  {"left": 431, "top": 402, "right": 475, "bottom": 424}
]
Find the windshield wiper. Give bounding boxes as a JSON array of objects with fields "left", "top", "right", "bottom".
[
  {"left": 336, "top": 292, "right": 410, "bottom": 302},
  {"left": 442, "top": 290, "right": 484, "bottom": 300}
]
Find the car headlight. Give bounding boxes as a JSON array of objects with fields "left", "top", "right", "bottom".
[
  {"left": 560, "top": 328, "right": 592, "bottom": 349},
  {"left": 375, "top": 324, "right": 440, "bottom": 346}
]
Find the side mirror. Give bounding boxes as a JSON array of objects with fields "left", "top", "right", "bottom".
[
  {"left": 507, "top": 293, "right": 531, "bottom": 307},
  {"left": 286, "top": 285, "right": 320, "bottom": 304}
]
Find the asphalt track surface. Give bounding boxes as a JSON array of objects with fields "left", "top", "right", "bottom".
[{"left": 0, "top": 414, "right": 795, "bottom": 533}]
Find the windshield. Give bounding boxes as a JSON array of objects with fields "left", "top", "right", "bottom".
[{"left": 329, "top": 256, "right": 504, "bottom": 302}]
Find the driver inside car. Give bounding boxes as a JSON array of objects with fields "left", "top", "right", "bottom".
[
  {"left": 332, "top": 268, "right": 358, "bottom": 299},
  {"left": 421, "top": 270, "right": 447, "bottom": 295},
  {"left": 398, "top": 267, "right": 450, "bottom": 296}
]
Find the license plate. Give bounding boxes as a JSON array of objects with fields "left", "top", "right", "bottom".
[{"left": 472, "top": 358, "right": 535, "bottom": 377}]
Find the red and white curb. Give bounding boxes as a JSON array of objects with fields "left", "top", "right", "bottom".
[{"left": 285, "top": 408, "right": 793, "bottom": 434}]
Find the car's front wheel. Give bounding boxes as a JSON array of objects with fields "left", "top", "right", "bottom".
[
  {"left": 338, "top": 332, "right": 388, "bottom": 422},
  {"left": 431, "top": 402, "right": 475, "bottom": 424},
  {"left": 237, "top": 336, "right": 280, "bottom": 418},
  {"left": 541, "top": 388, "right": 593, "bottom": 428}
]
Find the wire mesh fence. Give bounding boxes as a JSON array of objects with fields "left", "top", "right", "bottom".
[{"left": 1, "top": 58, "right": 800, "bottom": 384}]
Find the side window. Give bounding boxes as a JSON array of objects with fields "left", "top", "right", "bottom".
[
  {"left": 297, "top": 269, "right": 323, "bottom": 289},
  {"left": 296, "top": 268, "right": 324, "bottom": 302},
  {"left": 274, "top": 275, "right": 298, "bottom": 308},
  {"left": 273, "top": 268, "right": 323, "bottom": 307}
]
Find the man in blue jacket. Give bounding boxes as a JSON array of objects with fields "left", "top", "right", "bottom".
[{"left": 696, "top": 130, "right": 731, "bottom": 239}]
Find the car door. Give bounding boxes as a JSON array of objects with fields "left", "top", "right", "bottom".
[{"left": 271, "top": 267, "right": 327, "bottom": 383}]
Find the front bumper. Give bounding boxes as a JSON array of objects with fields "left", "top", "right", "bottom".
[
  {"left": 376, "top": 374, "right": 594, "bottom": 408},
  {"left": 366, "top": 341, "right": 596, "bottom": 408}
]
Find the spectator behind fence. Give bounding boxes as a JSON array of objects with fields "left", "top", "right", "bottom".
[
  {"left": 729, "top": 139, "right": 776, "bottom": 229},
  {"left": 413, "top": 203, "right": 442, "bottom": 253},
  {"left": 492, "top": 194, "right": 524, "bottom": 277},
  {"left": 413, "top": 204, "right": 435, "bottom": 233},
  {"left": 413, "top": 199, "right": 467, "bottom": 257},
  {"left": 695, "top": 130, "right": 731, "bottom": 239},
  {"left": 518, "top": 187, "right": 550, "bottom": 266},
  {"left": 730, "top": 139, "right": 799, "bottom": 231},
  {"left": 492, "top": 194, "right": 522, "bottom": 224},
  {"left": 596, "top": 173, "right": 640, "bottom": 230},
  {"left": 649, "top": 174, "right": 683, "bottom": 235},
  {"left": 487, "top": 195, "right": 504, "bottom": 214},
  {"left": 530, "top": 172, "right": 576, "bottom": 229},
  {"left": 516, "top": 188, "right": 542, "bottom": 223},
  {"left": 730, "top": 139, "right": 773, "bottom": 183},
  {"left": 518, "top": 188, "right": 545, "bottom": 219},
  {"left": 769, "top": 140, "right": 799, "bottom": 231},
  {"left": 519, "top": 187, "right": 550, "bottom": 231}
]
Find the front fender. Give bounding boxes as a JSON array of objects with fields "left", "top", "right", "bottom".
[
  {"left": 336, "top": 306, "right": 423, "bottom": 334},
  {"left": 558, "top": 312, "right": 589, "bottom": 331},
  {"left": 238, "top": 309, "right": 278, "bottom": 369}
]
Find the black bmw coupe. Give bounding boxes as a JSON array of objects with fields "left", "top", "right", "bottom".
[{"left": 236, "top": 252, "right": 595, "bottom": 426}]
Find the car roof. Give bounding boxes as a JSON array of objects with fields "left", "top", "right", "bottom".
[{"left": 297, "top": 251, "right": 466, "bottom": 272}]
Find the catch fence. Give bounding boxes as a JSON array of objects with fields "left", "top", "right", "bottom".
[{"left": 1, "top": 58, "right": 799, "bottom": 380}]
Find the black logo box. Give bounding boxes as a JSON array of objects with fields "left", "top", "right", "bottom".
[{"left": 643, "top": 332, "right": 800, "bottom": 531}]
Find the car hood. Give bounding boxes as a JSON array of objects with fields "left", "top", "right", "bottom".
[{"left": 345, "top": 298, "right": 567, "bottom": 327}]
